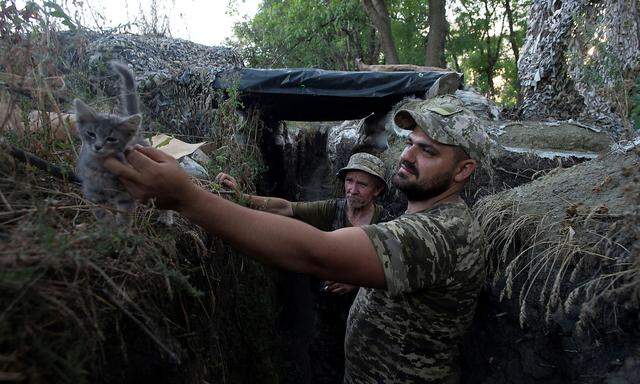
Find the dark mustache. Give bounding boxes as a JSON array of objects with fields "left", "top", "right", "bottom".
[{"left": 400, "top": 160, "right": 418, "bottom": 175}]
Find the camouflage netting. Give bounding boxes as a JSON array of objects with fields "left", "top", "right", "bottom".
[
  {"left": 61, "top": 31, "right": 244, "bottom": 139},
  {"left": 518, "top": 0, "right": 640, "bottom": 138}
]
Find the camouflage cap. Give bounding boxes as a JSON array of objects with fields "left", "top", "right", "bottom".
[
  {"left": 393, "top": 95, "right": 491, "bottom": 164},
  {"left": 337, "top": 152, "right": 388, "bottom": 190}
]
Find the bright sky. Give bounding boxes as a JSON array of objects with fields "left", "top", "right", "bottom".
[{"left": 26, "top": 0, "right": 262, "bottom": 46}]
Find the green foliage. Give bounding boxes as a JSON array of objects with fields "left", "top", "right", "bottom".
[
  {"left": 230, "top": 0, "right": 531, "bottom": 106},
  {"left": 228, "top": 0, "right": 378, "bottom": 69},
  {"left": 389, "top": 0, "right": 428, "bottom": 64},
  {"left": 42, "top": 1, "right": 76, "bottom": 31},
  {"left": 0, "top": 0, "right": 76, "bottom": 37},
  {"left": 448, "top": 0, "right": 530, "bottom": 105}
]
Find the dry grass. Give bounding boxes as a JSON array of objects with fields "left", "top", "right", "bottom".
[
  {"left": 0, "top": 4, "right": 281, "bottom": 382},
  {"left": 0, "top": 162, "right": 214, "bottom": 381},
  {"left": 475, "top": 159, "right": 640, "bottom": 335}
]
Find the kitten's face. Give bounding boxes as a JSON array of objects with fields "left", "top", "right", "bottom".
[{"left": 74, "top": 99, "right": 141, "bottom": 158}]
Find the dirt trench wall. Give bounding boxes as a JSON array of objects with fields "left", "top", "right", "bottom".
[
  {"left": 466, "top": 148, "right": 640, "bottom": 384},
  {"left": 0, "top": 30, "right": 287, "bottom": 384}
]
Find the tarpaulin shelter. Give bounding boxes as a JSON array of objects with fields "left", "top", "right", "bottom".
[{"left": 212, "top": 68, "right": 459, "bottom": 121}]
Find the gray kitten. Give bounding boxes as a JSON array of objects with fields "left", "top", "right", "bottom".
[{"left": 75, "top": 61, "right": 174, "bottom": 225}]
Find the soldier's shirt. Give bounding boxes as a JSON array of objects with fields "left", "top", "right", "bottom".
[
  {"left": 344, "top": 200, "right": 485, "bottom": 384},
  {"left": 291, "top": 198, "right": 385, "bottom": 230}
]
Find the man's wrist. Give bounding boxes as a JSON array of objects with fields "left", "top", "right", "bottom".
[{"left": 176, "top": 183, "right": 206, "bottom": 216}]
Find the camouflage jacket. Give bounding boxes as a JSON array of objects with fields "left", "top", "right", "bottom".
[{"left": 344, "top": 200, "right": 485, "bottom": 384}]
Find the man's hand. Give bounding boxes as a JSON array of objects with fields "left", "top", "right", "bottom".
[
  {"left": 103, "top": 146, "right": 200, "bottom": 211},
  {"left": 325, "top": 281, "right": 358, "bottom": 295},
  {"left": 215, "top": 172, "right": 238, "bottom": 190}
]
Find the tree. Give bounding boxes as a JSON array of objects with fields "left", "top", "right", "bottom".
[
  {"left": 230, "top": 0, "right": 531, "bottom": 106},
  {"left": 447, "top": 0, "right": 530, "bottom": 104},
  {"left": 361, "top": 0, "right": 399, "bottom": 64},
  {"left": 229, "top": 0, "right": 379, "bottom": 70},
  {"left": 425, "top": 0, "right": 447, "bottom": 67},
  {"left": 503, "top": 0, "right": 521, "bottom": 101}
]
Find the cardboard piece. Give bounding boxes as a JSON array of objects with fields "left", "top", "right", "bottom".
[{"left": 151, "top": 134, "right": 207, "bottom": 159}]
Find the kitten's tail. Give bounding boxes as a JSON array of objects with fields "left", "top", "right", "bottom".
[{"left": 110, "top": 61, "right": 140, "bottom": 116}]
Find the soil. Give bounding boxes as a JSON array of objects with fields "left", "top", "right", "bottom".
[{"left": 468, "top": 148, "right": 640, "bottom": 384}]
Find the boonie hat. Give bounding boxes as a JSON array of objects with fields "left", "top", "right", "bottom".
[
  {"left": 393, "top": 95, "right": 491, "bottom": 164},
  {"left": 337, "top": 152, "right": 388, "bottom": 190}
]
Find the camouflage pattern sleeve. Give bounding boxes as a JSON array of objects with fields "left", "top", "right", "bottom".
[
  {"left": 361, "top": 213, "right": 458, "bottom": 296},
  {"left": 291, "top": 199, "right": 338, "bottom": 231}
]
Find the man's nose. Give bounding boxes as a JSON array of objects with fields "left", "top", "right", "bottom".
[{"left": 400, "top": 145, "right": 417, "bottom": 163}]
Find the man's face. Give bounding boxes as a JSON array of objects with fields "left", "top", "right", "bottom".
[
  {"left": 392, "top": 128, "right": 459, "bottom": 201},
  {"left": 344, "top": 170, "right": 383, "bottom": 209}
]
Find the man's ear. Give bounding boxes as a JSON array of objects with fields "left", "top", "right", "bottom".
[
  {"left": 453, "top": 159, "right": 476, "bottom": 183},
  {"left": 373, "top": 179, "right": 386, "bottom": 197}
]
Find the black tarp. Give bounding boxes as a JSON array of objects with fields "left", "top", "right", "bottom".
[{"left": 212, "top": 68, "right": 458, "bottom": 121}]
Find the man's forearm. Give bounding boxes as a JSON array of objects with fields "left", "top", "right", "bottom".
[
  {"left": 241, "top": 193, "right": 293, "bottom": 216},
  {"left": 181, "top": 186, "right": 325, "bottom": 274}
]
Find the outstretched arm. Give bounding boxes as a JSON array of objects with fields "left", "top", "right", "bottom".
[
  {"left": 105, "top": 147, "right": 386, "bottom": 288},
  {"left": 214, "top": 172, "right": 293, "bottom": 217}
]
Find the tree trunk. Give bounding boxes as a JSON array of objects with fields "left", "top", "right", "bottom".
[
  {"left": 482, "top": 0, "right": 505, "bottom": 97},
  {"left": 425, "top": 0, "right": 448, "bottom": 67},
  {"left": 504, "top": 0, "right": 522, "bottom": 103},
  {"left": 361, "top": 0, "right": 399, "bottom": 64},
  {"left": 367, "top": 26, "right": 381, "bottom": 64}
]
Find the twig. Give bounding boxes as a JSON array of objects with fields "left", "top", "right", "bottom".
[
  {"left": 0, "top": 189, "right": 12, "bottom": 211},
  {"left": 2, "top": 140, "right": 81, "bottom": 184}
]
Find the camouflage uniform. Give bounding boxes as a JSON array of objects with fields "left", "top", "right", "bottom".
[
  {"left": 292, "top": 198, "right": 386, "bottom": 384},
  {"left": 343, "top": 95, "right": 490, "bottom": 383},
  {"left": 345, "top": 202, "right": 484, "bottom": 383}
]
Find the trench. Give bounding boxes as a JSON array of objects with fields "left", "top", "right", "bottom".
[
  {"left": 256, "top": 121, "right": 589, "bottom": 384},
  {"left": 257, "top": 121, "right": 338, "bottom": 383},
  {"left": 256, "top": 122, "right": 532, "bottom": 384}
]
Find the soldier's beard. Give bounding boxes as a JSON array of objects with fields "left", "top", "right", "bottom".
[
  {"left": 346, "top": 195, "right": 369, "bottom": 209},
  {"left": 392, "top": 162, "right": 453, "bottom": 201}
]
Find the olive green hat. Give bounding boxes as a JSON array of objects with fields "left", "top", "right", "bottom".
[
  {"left": 336, "top": 152, "right": 388, "bottom": 190},
  {"left": 393, "top": 95, "right": 492, "bottom": 164}
]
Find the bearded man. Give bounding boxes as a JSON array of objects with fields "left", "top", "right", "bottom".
[{"left": 104, "top": 95, "right": 489, "bottom": 383}]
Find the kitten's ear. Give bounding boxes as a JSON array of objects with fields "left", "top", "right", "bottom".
[
  {"left": 74, "top": 99, "right": 97, "bottom": 123},
  {"left": 118, "top": 114, "right": 141, "bottom": 135}
]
